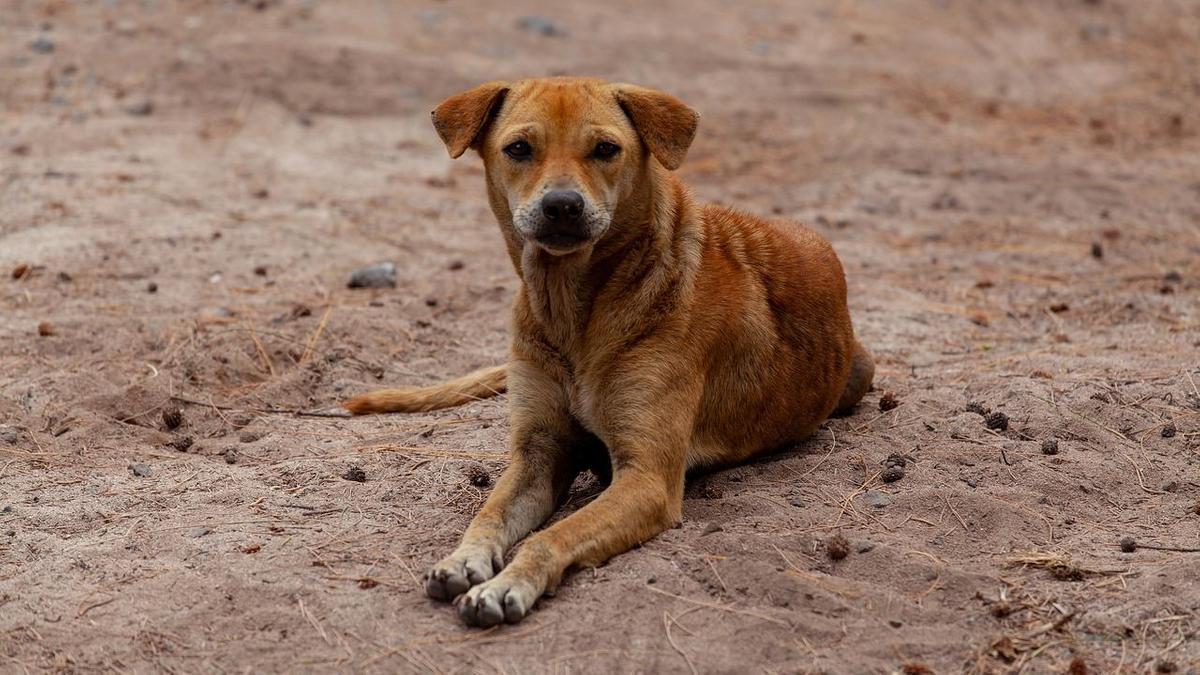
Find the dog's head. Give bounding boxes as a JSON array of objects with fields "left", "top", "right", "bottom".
[{"left": 431, "top": 78, "right": 698, "bottom": 255}]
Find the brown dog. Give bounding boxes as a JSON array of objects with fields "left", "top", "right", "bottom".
[{"left": 345, "top": 77, "right": 874, "bottom": 627}]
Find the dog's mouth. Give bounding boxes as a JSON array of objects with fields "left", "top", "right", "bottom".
[{"left": 531, "top": 231, "right": 592, "bottom": 255}]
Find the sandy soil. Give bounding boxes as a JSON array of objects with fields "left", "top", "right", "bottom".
[{"left": 3, "top": 1, "right": 1200, "bottom": 672}]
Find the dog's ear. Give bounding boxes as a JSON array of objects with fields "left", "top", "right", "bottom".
[
  {"left": 612, "top": 84, "right": 699, "bottom": 170},
  {"left": 431, "top": 81, "right": 510, "bottom": 158}
]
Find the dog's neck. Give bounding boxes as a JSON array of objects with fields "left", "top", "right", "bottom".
[{"left": 502, "top": 165, "right": 700, "bottom": 353}]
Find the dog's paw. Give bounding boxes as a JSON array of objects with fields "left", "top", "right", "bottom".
[
  {"left": 425, "top": 545, "right": 501, "bottom": 601},
  {"left": 455, "top": 574, "right": 539, "bottom": 627}
]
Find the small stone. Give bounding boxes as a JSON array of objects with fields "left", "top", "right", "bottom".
[
  {"left": 254, "top": 265, "right": 268, "bottom": 276},
  {"left": 881, "top": 466, "right": 905, "bottom": 483},
  {"left": 1, "top": 505, "right": 12, "bottom": 514},
  {"left": 342, "top": 465, "right": 366, "bottom": 482},
  {"left": 647, "top": 576, "right": 657, "bottom": 584},
  {"left": 146, "top": 281, "right": 158, "bottom": 293},
  {"left": 238, "top": 430, "right": 263, "bottom": 443},
  {"left": 425, "top": 297, "right": 438, "bottom": 307},
  {"left": 862, "top": 490, "right": 891, "bottom": 508},
  {"left": 702, "top": 522, "right": 724, "bottom": 536},
  {"left": 855, "top": 541, "right": 875, "bottom": 553},
  {"left": 788, "top": 497, "right": 805, "bottom": 508},
  {"left": 878, "top": 391, "right": 899, "bottom": 412},
  {"left": 223, "top": 447, "right": 239, "bottom": 465},
  {"left": 169, "top": 436, "right": 194, "bottom": 452},
  {"left": 161, "top": 406, "right": 184, "bottom": 430},
  {"left": 12, "top": 263, "right": 30, "bottom": 280},
  {"left": 30, "top": 37, "right": 55, "bottom": 54},
  {"left": 826, "top": 534, "right": 850, "bottom": 560},
  {"left": 884, "top": 453, "right": 906, "bottom": 468},
  {"left": 1161, "top": 424, "right": 1176, "bottom": 438},
  {"left": 1119, "top": 536, "right": 1137, "bottom": 553},
  {"left": 966, "top": 478, "right": 979, "bottom": 488},
  {"left": 516, "top": 15, "right": 566, "bottom": 37},
  {"left": 125, "top": 98, "right": 154, "bottom": 116},
  {"left": 347, "top": 262, "right": 396, "bottom": 289},
  {"left": 965, "top": 401, "right": 988, "bottom": 416},
  {"left": 1040, "top": 438, "right": 1059, "bottom": 455},
  {"left": 37, "top": 321, "right": 56, "bottom": 337},
  {"left": 0, "top": 426, "right": 19, "bottom": 444},
  {"left": 985, "top": 411, "right": 1009, "bottom": 431},
  {"left": 889, "top": 619, "right": 903, "bottom": 628},
  {"left": 447, "top": 260, "right": 465, "bottom": 271},
  {"left": 1091, "top": 241, "right": 1104, "bottom": 259},
  {"left": 129, "top": 463, "right": 152, "bottom": 477},
  {"left": 1163, "top": 270, "right": 1182, "bottom": 284},
  {"left": 187, "top": 527, "right": 211, "bottom": 538}
]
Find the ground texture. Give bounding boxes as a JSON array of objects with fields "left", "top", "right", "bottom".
[{"left": 2, "top": 1, "right": 1200, "bottom": 672}]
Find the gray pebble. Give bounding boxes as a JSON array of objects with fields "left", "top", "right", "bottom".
[
  {"left": 187, "top": 527, "right": 211, "bottom": 538},
  {"left": 347, "top": 261, "right": 396, "bottom": 289},
  {"left": 0, "top": 426, "right": 19, "bottom": 444},
  {"left": 30, "top": 37, "right": 55, "bottom": 54},
  {"left": 129, "top": 463, "right": 152, "bottom": 477},
  {"left": 517, "top": 16, "right": 566, "bottom": 37},
  {"left": 862, "top": 490, "right": 891, "bottom": 508},
  {"left": 125, "top": 98, "right": 154, "bottom": 116},
  {"left": 855, "top": 541, "right": 875, "bottom": 553},
  {"left": 880, "top": 466, "right": 905, "bottom": 483}
]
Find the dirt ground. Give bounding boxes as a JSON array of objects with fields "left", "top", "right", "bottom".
[{"left": 2, "top": 1, "right": 1199, "bottom": 672}]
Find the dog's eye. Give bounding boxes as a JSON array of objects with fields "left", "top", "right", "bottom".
[
  {"left": 592, "top": 141, "right": 620, "bottom": 160},
  {"left": 504, "top": 141, "right": 533, "bottom": 160}
]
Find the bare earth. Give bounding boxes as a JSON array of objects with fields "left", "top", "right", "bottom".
[{"left": 3, "top": 1, "right": 1199, "bottom": 672}]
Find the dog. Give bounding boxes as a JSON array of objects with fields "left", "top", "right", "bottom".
[{"left": 344, "top": 77, "right": 874, "bottom": 628}]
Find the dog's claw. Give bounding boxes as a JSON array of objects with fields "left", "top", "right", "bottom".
[
  {"left": 456, "top": 576, "right": 536, "bottom": 627},
  {"left": 425, "top": 546, "right": 499, "bottom": 601}
]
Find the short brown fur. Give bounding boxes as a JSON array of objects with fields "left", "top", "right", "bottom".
[{"left": 344, "top": 77, "right": 874, "bottom": 627}]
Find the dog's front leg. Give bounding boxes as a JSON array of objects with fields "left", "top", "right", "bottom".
[
  {"left": 425, "top": 362, "right": 581, "bottom": 601},
  {"left": 455, "top": 419, "right": 690, "bottom": 627}
]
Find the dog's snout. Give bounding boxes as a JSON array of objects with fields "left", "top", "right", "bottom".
[{"left": 541, "top": 190, "right": 585, "bottom": 225}]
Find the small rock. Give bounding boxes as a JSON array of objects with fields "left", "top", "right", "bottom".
[
  {"left": 826, "top": 533, "right": 850, "bottom": 560},
  {"left": 424, "top": 297, "right": 438, "bottom": 307},
  {"left": 447, "top": 260, "right": 465, "bottom": 271},
  {"left": 855, "top": 541, "right": 875, "bottom": 553},
  {"left": 1091, "top": 241, "right": 1104, "bottom": 259},
  {"left": 889, "top": 619, "right": 903, "bottom": 628},
  {"left": 862, "top": 490, "right": 891, "bottom": 508},
  {"left": 187, "top": 527, "right": 211, "bottom": 538},
  {"left": 885, "top": 453, "right": 906, "bottom": 468},
  {"left": 966, "top": 478, "right": 979, "bottom": 488},
  {"left": 223, "top": 447, "right": 239, "bottom": 465},
  {"left": 12, "top": 263, "right": 30, "bottom": 280},
  {"left": 347, "top": 262, "right": 396, "bottom": 289},
  {"left": 985, "top": 411, "right": 1009, "bottom": 431},
  {"left": 516, "top": 15, "right": 566, "bottom": 37},
  {"left": 125, "top": 98, "right": 154, "bottom": 116},
  {"left": 965, "top": 401, "right": 988, "bottom": 416},
  {"left": 146, "top": 281, "right": 158, "bottom": 293},
  {"left": 342, "top": 465, "right": 366, "bottom": 482},
  {"left": 37, "top": 321, "right": 56, "bottom": 337},
  {"left": 161, "top": 406, "right": 184, "bottom": 430},
  {"left": 647, "top": 576, "right": 657, "bottom": 584},
  {"left": 878, "top": 391, "right": 899, "bottom": 412},
  {"left": 0, "top": 426, "right": 19, "bottom": 444},
  {"left": 1119, "top": 536, "right": 1137, "bottom": 553},
  {"left": 1163, "top": 270, "right": 1182, "bottom": 284},
  {"left": 1049, "top": 303, "right": 1069, "bottom": 313},
  {"left": 238, "top": 430, "right": 264, "bottom": 443},
  {"left": 1161, "top": 424, "right": 1176, "bottom": 438},
  {"left": 788, "top": 497, "right": 805, "bottom": 508},
  {"left": 881, "top": 466, "right": 905, "bottom": 483},
  {"left": 169, "top": 436, "right": 194, "bottom": 452},
  {"left": 129, "top": 463, "right": 152, "bottom": 477},
  {"left": 1040, "top": 438, "right": 1059, "bottom": 455},
  {"left": 702, "top": 522, "right": 723, "bottom": 536},
  {"left": 30, "top": 37, "right": 55, "bottom": 54},
  {"left": 254, "top": 265, "right": 268, "bottom": 276},
  {"left": 2, "top": 505, "right": 12, "bottom": 514}
]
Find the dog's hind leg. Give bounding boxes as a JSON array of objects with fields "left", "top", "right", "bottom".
[{"left": 834, "top": 341, "right": 874, "bottom": 416}]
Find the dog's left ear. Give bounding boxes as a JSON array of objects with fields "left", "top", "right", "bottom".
[
  {"left": 431, "top": 81, "right": 510, "bottom": 158},
  {"left": 612, "top": 84, "right": 699, "bottom": 170}
]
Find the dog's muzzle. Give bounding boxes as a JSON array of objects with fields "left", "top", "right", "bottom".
[{"left": 532, "top": 190, "right": 591, "bottom": 250}]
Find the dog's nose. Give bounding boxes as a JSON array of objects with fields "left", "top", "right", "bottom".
[{"left": 541, "top": 190, "right": 585, "bottom": 225}]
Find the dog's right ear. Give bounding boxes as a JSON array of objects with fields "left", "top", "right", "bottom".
[{"left": 431, "top": 81, "right": 510, "bottom": 158}]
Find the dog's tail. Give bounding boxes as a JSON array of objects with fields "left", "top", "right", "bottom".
[{"left": 342, "top": 364, "right": 507, "bottom": 415}]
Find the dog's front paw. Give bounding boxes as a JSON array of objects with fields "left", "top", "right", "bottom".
[
  {"left": 455, "top": 574, "right": 539, "bottom": 627},
  {"left": 425, "top": 545, "right": 501, "bottom": 601}
]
